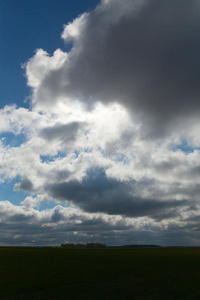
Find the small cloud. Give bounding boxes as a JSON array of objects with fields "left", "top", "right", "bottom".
[{"left": 15, "top": 178, "right": 34, "bottom": 192}]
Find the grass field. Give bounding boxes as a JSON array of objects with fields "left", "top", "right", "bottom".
[{"left": 0, "top": 247, "right": 200, "bottom": 299}]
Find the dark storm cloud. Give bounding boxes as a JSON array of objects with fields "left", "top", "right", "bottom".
[
  {"left": 50, "top": 0, "right": 200, "bottom": 137},
  {"left": 40, "top": 121, "right": 84, "bottom": 143},
  {"left": 46, "top": 167, "right": 188, "bottom": 219}
]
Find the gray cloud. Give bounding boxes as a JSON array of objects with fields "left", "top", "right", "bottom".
[
  {"left": 47, "top": 167, "right": 189, "bottom": 219},
  {"left": 40, "top": 121, "right": 84, "bottom": 143},
  {"left": 35, "top": 0, "right": 200, "bottom": 137},
  {"left": 15, "top": 178, "right": 34, "bottom": 192},
  {"left": 0, "top": 200, "right": 200, "bottom": 246}
]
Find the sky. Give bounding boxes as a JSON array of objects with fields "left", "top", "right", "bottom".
[{"left": 1, "top": 0, "right": 200, "bottom": 246}]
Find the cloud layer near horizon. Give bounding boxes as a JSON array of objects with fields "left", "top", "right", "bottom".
[{"left": 1, "top": 0, "right": 200, "bottom": 246}]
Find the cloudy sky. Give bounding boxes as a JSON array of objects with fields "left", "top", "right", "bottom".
[{"left": 1, "top": 0, "right": 200, "bottom": 246}]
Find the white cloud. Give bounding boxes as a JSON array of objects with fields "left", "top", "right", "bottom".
[
  {"left": 24, "top": 49, "right": 68, "bottom": 89},
  {"left": 61, "top": 13, "right": 88, "bottom": 43}
]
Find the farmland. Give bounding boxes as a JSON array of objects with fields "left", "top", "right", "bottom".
[{"left": 0, "top": 247, "right": 200, "bottom": 299}]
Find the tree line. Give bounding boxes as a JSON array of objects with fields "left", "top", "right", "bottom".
[{"left": 61, "top": 242, "right": 107, "bottom": 248}]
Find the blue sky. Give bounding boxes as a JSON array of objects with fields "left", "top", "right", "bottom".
[{"left": 1, "top": 0, "right": 200, "bottom": 247}]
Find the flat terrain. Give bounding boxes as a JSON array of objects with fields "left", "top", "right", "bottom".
[{"left": 0, "top": 247, "right": 200, "bottom": 299}]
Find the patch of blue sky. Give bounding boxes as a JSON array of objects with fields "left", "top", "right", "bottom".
[
  {"left": 40, "top": 155, "right": 56, "bottom": 164},
  {"left": 170, "top": 138, "right": 199, "bottom": 154},
  {"left": 0, "top": 177, "right": 30, "bottom": 206},
  {"left": 114, "top": 153, "right": 130, "bottom": 164},
  {"left": 72, "top": 148, "right": 93, "bottom": 158},
  {"left": 83, "top": 147, "right": 93, "bottom": 153},
  {"left": 40, "top": 151, "right": 66, "bottom": 163},
  {"left": 0, "top": 132, "right": 27, "bottom": 148},
  {"left": 73, "top": 150, "right": 80, "bottom": 159},
  {"left": 39, "top": 200, "right": 69, "bottom": 211}
]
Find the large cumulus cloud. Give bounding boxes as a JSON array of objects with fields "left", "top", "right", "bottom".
[{"left": 27, "top": 0, "right": 200, "bottom": 137}]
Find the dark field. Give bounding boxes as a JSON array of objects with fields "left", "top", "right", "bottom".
[{"left": 0, "top": 247, "right": 200, "bottom": 299}]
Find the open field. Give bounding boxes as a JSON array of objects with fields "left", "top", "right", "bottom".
[{"left": 0, "top": 247, "right": 200, "bottom": 299}]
